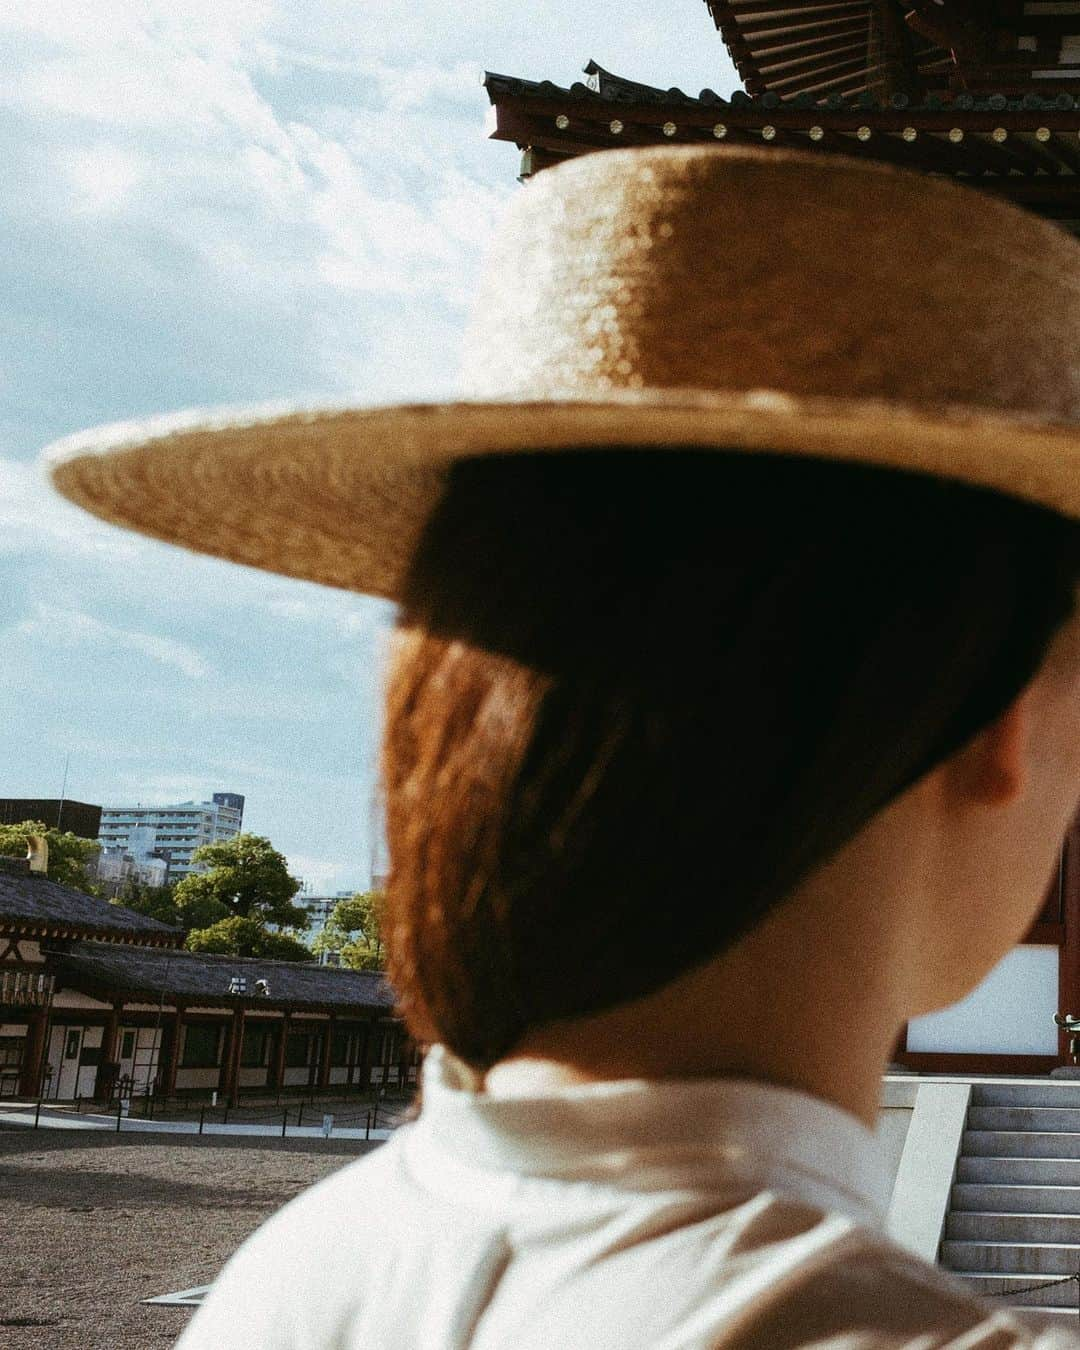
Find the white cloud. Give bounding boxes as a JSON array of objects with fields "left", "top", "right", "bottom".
[
  {"left": 11, "top": 604, "right": 211, "bottom": 679},
  {"left": 0, "top": 0, "right": 738, "bottom": 903}
]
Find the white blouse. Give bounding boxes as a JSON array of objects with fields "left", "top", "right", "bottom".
[{"left": 176, "top": 1046, "right": 1078, "bottom": 1349}]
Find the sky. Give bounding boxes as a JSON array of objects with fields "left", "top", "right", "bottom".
[{"left": 0, "top": 2, "right": 739, "bottom": 895}]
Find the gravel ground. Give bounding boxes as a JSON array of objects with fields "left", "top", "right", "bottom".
[{"left": 0, "top": 1127, "right": 380, "bottom": 1349}]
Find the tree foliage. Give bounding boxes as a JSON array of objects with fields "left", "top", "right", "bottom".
[
  {"left": 0, "top": 820, "right": 102, "bottom": 895},
  {"left": 110, "top": 880, "right": 182, "bottom": 927},
  {"left": 108, "top": 879, "right": 228, "bottom": 932},
  {"left": 312, "top": 890, "right": 386, "bottom": 971},
  {"left": 185, "top": 915, "right": 313, "bottom": 962},
  {"left": 172, "top": 834, "right": 307, "bottom": 929}
]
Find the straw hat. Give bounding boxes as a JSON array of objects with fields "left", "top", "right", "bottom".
[{"left": 46, "top": 145, "right": 1080, "bottom": 600}]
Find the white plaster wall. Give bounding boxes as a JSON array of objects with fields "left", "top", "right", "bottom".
[
  {"left": 283, "top": 1066, "right": 310, "bottom": 1087},
  {"left": 7, "top": 940, "right": 42, "bottom": 963},
  {"left": 82, "top": 1027, "right": 103, "bottom": 1049},
  {"left": 329, "top": 1067, "right": 348, "bottom": 1084},
  {"left": 906, "top": 944, "right": 1059, "bottom": 1055},
  {"left": 238, "top": 1067, "right": 269, "bottom": 1088},
  {"left": 0, "top": 1023, "right": 28, "bottom": 1037},
  {"left": 52, "top": 991, "right": 111, "bottom": 1011}
]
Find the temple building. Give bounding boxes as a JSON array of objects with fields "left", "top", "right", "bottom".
[
  {"left": 0, "top": 852, "right": 415, "bottom": 1102},
  {"left": 485, "top": 2, "right": 1080, "bottom": 233},
  {"left": 482, "top": 0, "right": 1080, "bottom": 1073}
]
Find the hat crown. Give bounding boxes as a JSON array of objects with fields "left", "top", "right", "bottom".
[{"left": 460, "top": 146, "right": 1080, "bottom": 424}]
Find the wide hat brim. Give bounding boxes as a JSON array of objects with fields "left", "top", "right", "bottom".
[{"left": 45, "top": 387, "right": 1080, "bottom": 602}]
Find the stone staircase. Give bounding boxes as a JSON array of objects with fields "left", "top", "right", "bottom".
[{"left": 941, "top": 1082, "right": 1080, "bottom": 1321}]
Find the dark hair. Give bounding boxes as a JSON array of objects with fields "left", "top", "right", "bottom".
[{"left": 383, "top": 451, "right": 1079, "bottom": 1068}]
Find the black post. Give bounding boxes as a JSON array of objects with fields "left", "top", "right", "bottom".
[
  {"left": 297, "top": 1102, "right": 304, "bottom": 1129},
  {"left": 222, "top": 1105, "right": 229, "bottom": 1125},
  {"left": 115, "top": 1097, "right": 122, "bottom": 1133},
  {"left": 281, "top": 1109, "right": 288, "bottom": 1138},
  {"left": 198, "top": 1105, "right": 205, "bottom": 1135},
  {"left": 365, "top": 1110, "right": 371, "bottom": 1141},
  {"left": 34, "top": 1096, "right": 42, "bottom": 1130}
]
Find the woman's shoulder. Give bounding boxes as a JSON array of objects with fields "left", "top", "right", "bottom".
[{"left": 173, "top": 1127, "right": 421, "bottom": 1349}]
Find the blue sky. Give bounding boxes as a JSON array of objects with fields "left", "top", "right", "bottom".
[{"left": 0, "top": 2, "right": 738, "bottom": 894}]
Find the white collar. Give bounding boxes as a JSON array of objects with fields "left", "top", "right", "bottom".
[{"left": 414, "top": 1045, "right": 889, "bottom": 1230}]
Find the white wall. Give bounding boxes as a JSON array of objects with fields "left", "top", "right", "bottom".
[{"left": 906, "top": 944, "right": 1059, "bottom": 1055}]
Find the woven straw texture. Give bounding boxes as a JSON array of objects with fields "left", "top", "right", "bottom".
[{"left": 47, "top": 145, "right": 1080, "bottom": 599}]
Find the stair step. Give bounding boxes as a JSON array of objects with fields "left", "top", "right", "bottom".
[
  {"left": 971, "top": 1085, "right": 1080, "bottom": 1109},
  {"left": 953, "top": 1184, "right": 1080, "bottom": 1215},
  {"left": 942, "top": 1241, "right": 1080, "bottom": 1276},
  {"left": 963, "top": 1131, "right": 1080, "bottom": 1159},
  {"left": 958, "top": 1157, "right": 1080, "bottom": 1185},
  {"left": 948, "top": 1212, "right": 1080, "bottom": 1243},
  {"left": 952, "top": 1271, "right": 1080, "bottom": 1309},
  {"left": 968, "top": 1107, "right": 1080, "bottom": 1133}
]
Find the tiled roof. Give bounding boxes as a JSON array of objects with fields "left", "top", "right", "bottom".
[
  {"left": 485, "top": 63, "right": 1080, "bottom": 116},
  {"left": 47, "top": 940, "right": 397, "bottom": 1013},
  {"left": 0, "top": 859, "right": 182, "bottom": 945}
]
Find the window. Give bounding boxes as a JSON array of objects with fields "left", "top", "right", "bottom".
[
  {"left": 120, "top": 1030, "right": 136, "bottom": 1060},
  {"left": 241, "top": 1025, "right": 269, "bottom": 1068},
  {"left": 331, "top": 1030, "right": 351, "bottom": 1067},
  {"left": 285, "top": 1031, "right": 312, "bottom": 1068},
  {"left": 181, "top": 1024, "right": 221, "bottom": 1068},
  {"left": 65, "top": 1030, "right": 80, "bottom": 1060},
  {"left": 0, "top": 1036, "right": 24, "bottom": 1068}
]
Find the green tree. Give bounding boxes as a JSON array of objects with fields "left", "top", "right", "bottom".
[
  {"left": 185, "top": 915, "right": 313, "bottom": 962},
  {"left": 173, "top": 833, "right": 308, "bottom": 929},
  {"left": 0, "top": 820, "right": 102, "bottom": 895},
  {"left": 110, "top": 880, "right": 182, "bottom": 927},
  {"left": 312, "top": 890, "right": 386, "bottom": 971}
]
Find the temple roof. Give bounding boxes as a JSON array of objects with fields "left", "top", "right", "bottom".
[
  {"left": 47, "top": 939, "right": 397, "bottom": 1013},
  {"left": 0, "top": 858, "right": 183, "bottom": 947},
  {"left": 703, "top": 1, "right": 950, "bottom": 101},
  {"left": 703, "top": 2, "right": 1080, "bottom": 102},
  {"left": 484, "top": 66, "right": 1080, "bottom": 229}
]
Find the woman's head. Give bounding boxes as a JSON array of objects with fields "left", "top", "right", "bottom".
[{"left": 382, "top": 451, "right": 1080, "bottom": 1069}]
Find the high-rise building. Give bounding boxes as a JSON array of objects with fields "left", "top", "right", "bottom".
[{"left": 97, "top": 792, "right": 244, "bottom": 882}]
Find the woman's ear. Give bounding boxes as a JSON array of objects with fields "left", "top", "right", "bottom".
[{"left": 939, "top": 690, "right": 1031, "bottom": 809}]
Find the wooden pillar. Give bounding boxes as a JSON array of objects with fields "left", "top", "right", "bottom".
[
  {"left": 317, "top": 1016, "right": 334, "bottom": 1091},
  {"left": 357, "top": 1018, "right": 376, "bottom": 1091},
  {"left": 272, "top": 1012, "right": 289, "bottom": 1089},
  {"left": 19, "top": 1007, "right": 48, "bottom": 1098},
  {"left": 221, "top": 1008, "right": 245, "bottom": 1105},
  {"left": 94, "top": 1003, "right": 121, "bottom": 1099},
  {"left": 162, "top": 1006, "right": 184, "bottom": 1097}
]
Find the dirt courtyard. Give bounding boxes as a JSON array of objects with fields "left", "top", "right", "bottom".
[{"left": 0, "top": 1127, "right": 380, "bottom": 1349}]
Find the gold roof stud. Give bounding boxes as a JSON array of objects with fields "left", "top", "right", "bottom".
[
  {"left": 948, "top": 127, "right": 964, "bottom": 143},
  {"left": 856, "top": 125, "right": 872, "bottom": 142},
  {"left": 762, "top": 125, "right": 777, "bottom": 141},
  {"left": 662, "top": 121, "right": 677, "bottom": 137},
  {"left": 901, "top": 126, "right": 918, "bottom": 142},
  {"left": 555, "top": 114, "right": 570, "bottom": 131},
  {"left": 809, "top": 125, "right": 825, "bottom": 142},
  {"left": 1036, "top": 126, "right": 1052, "bottom": 143},
  {"left": 609, "top": 119, "right": 624, "bottom": 135},
  {"left": 992, "top": 127, "right": 1008, "bottom": 143},
  {"left": 712, "top": 123, "right": 728, "bottom": 139}
]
